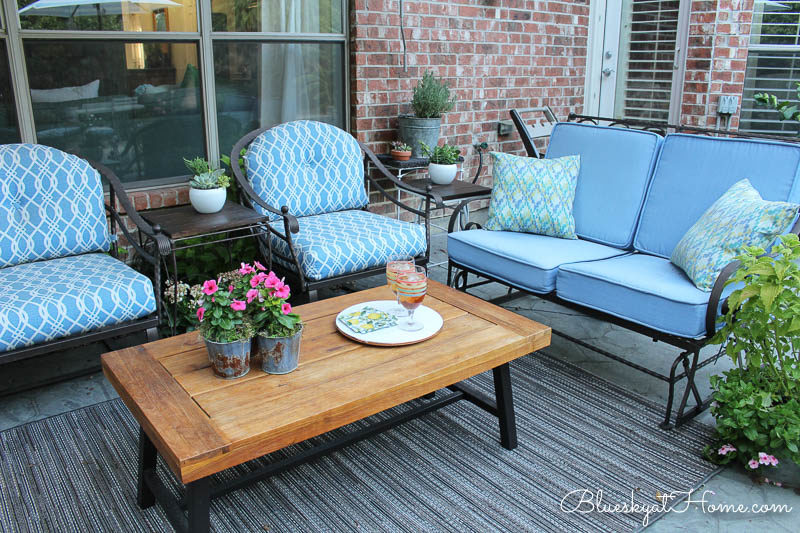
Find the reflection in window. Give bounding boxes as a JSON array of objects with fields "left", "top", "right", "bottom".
[
  {"left": 213, "top": 41, "right": 343, "bottom": 158},
  {"left": 25, "top": 40, "right": 205, "bottom": 182},
  {"left": 210, "top": 0, "right": 341, "bottom": 33},
  {"left": 18, "top": 0, "right": 197, "bottom": 32},
  {"left": 0, "top": 42, "right": 20, "bottom": 144}
]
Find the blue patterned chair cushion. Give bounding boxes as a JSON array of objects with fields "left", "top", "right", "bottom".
[
  {"left": 671, "top": 179, "right": 799, "bottom": 291},
  {"left": 244, "top": 121, "right": 368, "bottom": 221},
  {"left": 0, "top": 254, "right": 156, "bottom": 353},
  {"left": 0, "top": 144, "right": 111, "bottom": 268},
  {"left": 270, "top": 210, "right": 427, "bottom": 281},
  {"left": 485, "top": 152, "right": 580, "bottom": 239}
]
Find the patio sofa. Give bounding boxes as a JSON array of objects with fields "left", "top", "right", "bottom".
[
  {"left": 0, "top": 144, "right": 163, "bottom": 389},
  {"left": 446, "top": 121, "right": 800, "bottom": 428}
]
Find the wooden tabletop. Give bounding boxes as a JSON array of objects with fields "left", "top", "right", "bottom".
[
  {"left": 402, "top": 177, "right": 492, "bottom": 203},
  {"left": 141, "top": 202, "right": 269, "bottom": 240},
  {"left": 101, "top": 281, "right": 550, "bottom": 484}
]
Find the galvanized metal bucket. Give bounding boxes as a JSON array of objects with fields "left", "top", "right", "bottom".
[
  {"left": 398, "top": 115, "right": 441, "bottom": 158},
  {"left": 256, "top": 325, "right": 303, "bottom": 375},
  {"left": 204, "top": 337, "right": 251, "bottom": 379}
]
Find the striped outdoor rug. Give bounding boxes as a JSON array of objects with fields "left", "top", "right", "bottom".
[{"left": 0, "top": 353, "right": 718, "bottom": 532}]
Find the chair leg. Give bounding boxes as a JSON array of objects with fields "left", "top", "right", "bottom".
[
  {"left": 660, "top": 350, "right": 690, "bottom": 430},
  {"left": 307, "top": 290, "right": 319, "bottom": 303},
  {"left": 146, "top": 327, "right": 160, "bottom": 343},
  {"left": 674, "top": 350, "right": 701, "bottom": 428}
]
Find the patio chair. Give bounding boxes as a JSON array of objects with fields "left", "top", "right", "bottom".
[
  {"left": 0, "top": 144, "right": 163, "bottom": 390},
  {"left": 231, "top": 120, "right": 437, "bottom": 301}
]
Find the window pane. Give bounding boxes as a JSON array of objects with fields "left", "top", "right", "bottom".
[
  {"left": 213, "top": 41, "right": 344, "bottom": 158},
  {"left": 26, "top": 40, "right": 205, "bottom": 182},
  {"left": 740, "top": 50, "right": 800, "bottom": 135},
  {"left": 18, "top": 0, "right": 198, "bottom": 32},
  {"left": 0, "top": 41, "right": 21, "bottom": 143},
  {"left": 210, "top": 0, "right": 342, "bottom": 33}
]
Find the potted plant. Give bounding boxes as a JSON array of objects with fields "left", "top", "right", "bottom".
[
  {"left": 398, "top": 71, "right": 456, "bottom": 158},
  {"left": 241, "top": 262, "right": 304, "bottom": 374},
  {"left": 420, "top": 141, "right": 461, "bottom": 185},
  {"left": 705, "top": 234, "right": 800, "bottom": 488},
  {"left": 185, "top": 157, "right": 230, "bottom": 214},
  {"left": 195, "top": 270, "right": 254, "bottom": 379},
  {"left": 390, "top": 141, "right": 413, "bottom": 161}
]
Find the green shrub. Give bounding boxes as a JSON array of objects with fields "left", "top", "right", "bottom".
[
  {"left": 419, "top": 141, "right": 460, "bottom": 165},
  {"left": 411, "top": 71, "right": 456, "bottom": 118}
]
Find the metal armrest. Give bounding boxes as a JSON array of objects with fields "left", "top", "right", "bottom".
[
  {"left": 360, "top": 141, "right": 443, "bottom": 211},
  {"left": 447, "top": 199, "right": 485, "bottom": 233}
]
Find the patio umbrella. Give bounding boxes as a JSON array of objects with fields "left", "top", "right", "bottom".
[{"left": 19, "top": 0, "right": 181, "bottom": 29}]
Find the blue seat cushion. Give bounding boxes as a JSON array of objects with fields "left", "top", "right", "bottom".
[
  {"left": 0, "top": 254, "right": 156, "bottom": 353},
  {"left": 0, "top": 144, "right": 111, "bottom": 268},
  {"left": 545, "top": 123, "right": 662, "bottom": 248},
  {"left": 448, "top": 229, "right": 627, "bottom": 294},
  {"left": 270, "top": 210, "right": 427, "bottom": 281},
  {"left": 245, "top": 120, "right": 368, "bottom": 221},
  {"left": 556, "top": 253, "right": 723, "bottom": 339},
  {"left": 635, "top": 133, "right": 800, "bottom": 258}
]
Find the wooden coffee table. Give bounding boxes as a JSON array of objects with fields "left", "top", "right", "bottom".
[{"left": 102, "top": 281, "right": 550, "bottom": 532}]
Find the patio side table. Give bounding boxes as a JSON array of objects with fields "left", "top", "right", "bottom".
[{"left": 142, "top": 201, "right": 269, "bottom": 335}]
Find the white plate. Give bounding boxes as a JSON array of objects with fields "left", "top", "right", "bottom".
[{"left": 335, "top": 300, "right": 443, "bottom": 346}]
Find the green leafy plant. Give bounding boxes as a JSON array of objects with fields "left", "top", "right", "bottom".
[
  {"left": 195, "top": 269, "right": 255, "bottom": 343},
  {"left": 419, "top": 141, "right": 460, "bottom": 165},
  {"left": 754, "top": 84, "right": 800, "bottom": 128},
  {"left": 184, "top": 157, "right": 211, "bottom": 175},
  {"left": 189, "top": 169, "right": 230, "bottom": 190},
  {"left": 390, "top": 141, "right": 412, "bottom": 152},
  {"left": 705, "top": 234, "right": 800, "bottom": 472},
  {"left": 411, "top": 71, "right": 456, "bottom": 118}
]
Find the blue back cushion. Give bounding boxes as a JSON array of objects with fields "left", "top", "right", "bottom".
[
  {"left": 244, "top": 120, "right": 368, "bottom": 220},
  {"left": 546, "top": 123, "right": 662, "bottom": 248},
  {"left": 634, "top": 134, "right": 800, "bottom": 258},
  {"left": 0, "top": 144, "right": 110, "bottom": 268}
]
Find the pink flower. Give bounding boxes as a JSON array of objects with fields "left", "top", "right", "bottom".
[
  {"left": 250, "top": 272, "right": 267, "bottom": 288},
  {"left": 239, "top": 263, "right": 255, "bottom": 275},
  {"left": 254, "top": 261, "right": 266, "bottom": 271},
  {"left": 246, "top": 288, "right": 259, "bottom": 304},
  {"left": 758, "top": 452, "right": 779, "bottom": 466},
  {"left": 231, "top": 300, "right": 246, "bottom": 311},
  {"left": 228, "top": 284, "right": 234, "bottom": 293},
  {"left": 196, "top": 307, "right": 205, "bottom": 322},
  {"left": 202, "top": 279, "right": 218, "bottom": 295},
  {"left": 282, "top": 302, "right": 292, "bottom": 315},
  {"left": 718, "top": 444, "right": 737, "bottom": 456},
  {"left": 264, "top": 272, "right": 281, "bottom": 288},
  {"left": 748, "top": 459, "right": 760, "bottom": 470},
  {"left": 274, "top": 283, "right": 290, "bottom": 299}
]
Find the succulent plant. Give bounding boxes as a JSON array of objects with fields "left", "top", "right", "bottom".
[
  {"left": 189, "top": 169, "right": 229, "bottom": 190},
  {"left": 391, "top": 141, "right": 412, "bottom": 152}
]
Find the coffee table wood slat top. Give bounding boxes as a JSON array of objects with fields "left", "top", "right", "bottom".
[{"left": 102, "top": 280, "right": 550, "bottom": 484}]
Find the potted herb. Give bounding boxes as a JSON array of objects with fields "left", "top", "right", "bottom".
[
  {"left": 420, "top": 141, "right": 461, "bottom": 185},
  {"left": 195, "top": 270, "right": 254, "bottom": 379},
  {"left": 705, "top": 234, "right": 800, "bottom": 488},
  {"left": 390, "top": 141, "right": 413, "bottom": 161},
  {"left": 241, "top": 262, "right": 304, "bottom": 374},
  {"left": 185, "top": 157, "right": 230, "bottom": 214},
  {"left": 398, "top": 71, "right": 456, "bottom": 158}
]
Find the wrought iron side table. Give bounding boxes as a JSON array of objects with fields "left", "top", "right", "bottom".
[{"left": 142, "top": 201, "right": 270, "bottom": 335}]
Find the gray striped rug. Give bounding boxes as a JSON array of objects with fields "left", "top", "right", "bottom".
[{"left": 0, "top": 353, "right": 719, "bottom": 533}]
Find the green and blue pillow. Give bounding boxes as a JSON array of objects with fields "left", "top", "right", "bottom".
[
  {"left": 671, "top": 179, "right": 799, "bottom": 291},
  {"left": 485, "top": 152, "right": 580, "bottom": 239}
]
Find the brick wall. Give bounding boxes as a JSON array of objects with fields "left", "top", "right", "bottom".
[{"left": 680, "top": 0, "right": 753, "bottom": 129}]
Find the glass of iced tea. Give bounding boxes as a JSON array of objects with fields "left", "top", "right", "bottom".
[
  {"left": 386, "top": 258, "right": 415, "bottom": 316},
  {"left": 395, "top": 266, "right": 427, "bottom": 331}
]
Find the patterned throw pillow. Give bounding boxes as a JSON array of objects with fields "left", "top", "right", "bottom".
[
  {"left": 671, "top": 179, "right": 799, "bottom": 291},
  {"left": 485, "top": 152, "right": 580, "bottom": 239}
]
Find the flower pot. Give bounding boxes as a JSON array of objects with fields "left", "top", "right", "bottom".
[
  {"left": 391, "top": 149, "right": 412, "bottom": 161},
  {"left": 189, "top": 187, "right": 226, "bottom": 214},
  {"left": 429, "top": 163, "right": 458, "bottom": 185},
  {"left": 398, "top": 115, "right": 441, "bottom": 158},
  {"left": 204, "top": 337, "right": 251, "bottom": 379},
  {"left": 255, "top": 325, "right": 303, "bottom": 375}
]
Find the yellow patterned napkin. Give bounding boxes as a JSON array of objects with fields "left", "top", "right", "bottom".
[{"left": 338, "top": 306, "right": 398, "bottom": 334}]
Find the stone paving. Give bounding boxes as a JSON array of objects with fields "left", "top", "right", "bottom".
[{"left": 1, "top": 219, "right": 797, "bottom": 532}]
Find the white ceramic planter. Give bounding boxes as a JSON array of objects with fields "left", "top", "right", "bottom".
[
  {"left": 429, "top": 163, "right": 458, "bottom": 185},
  {"left": 189, "top": 187, "right": 226, "bottom": 214}
]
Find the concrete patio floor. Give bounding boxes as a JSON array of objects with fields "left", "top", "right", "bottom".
[{"left": 1, "top": 214, "right": 797, "bottom": 532}]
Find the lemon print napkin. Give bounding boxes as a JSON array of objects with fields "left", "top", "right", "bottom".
[{"left": 338, "top": 306, "right": 397, "bottom": 334}]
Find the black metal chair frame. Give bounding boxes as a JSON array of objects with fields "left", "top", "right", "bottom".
[
  {"left": 445, "top": 110, "right": 800, "bottom": 429},
  {"left": 0, "top": 157, "right": 164, "bottom": 394},
  {"left": 231, "top": 126, "right": 441, "bottom": 301}
]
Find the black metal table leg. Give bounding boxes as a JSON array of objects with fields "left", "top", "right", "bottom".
[
  {"left": 186, "top": 478, "right": 211, "bottom": 533},
  {"left": 493, "top": 363, "right": 518, "bottom": 450},
  {"left": 137, "top": 427, "right": 157, "bottom": 509}
]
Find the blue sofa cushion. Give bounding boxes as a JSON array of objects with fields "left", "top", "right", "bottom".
[
  {"left": 634, "top": 134, "right": 800, "bottom": 258},
  {"left": 448, "top": 229, "right": 627, "bottom": 294},
  {"left": 270, "top": 210, "right": 427, "bottom": 281},
  {"left": 0, "top": 144, "right": 111, "bottom": 268},
  {"left": 0, "top": 254, "right": 156, "bottom": 353},
  {"left": 556, "top": 253, "right": 727, "bottom": 339},
  {"left": 545, "top": 123, "right": 662, "bottom": 248},
  {"left": 244, "top": 120, "right": 368, "bottom": 221}
]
